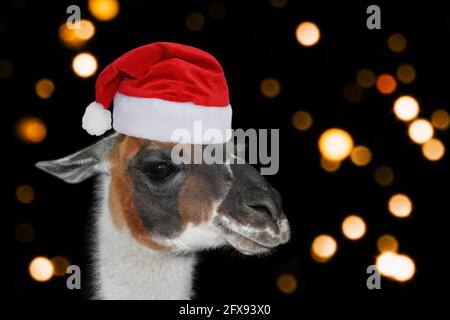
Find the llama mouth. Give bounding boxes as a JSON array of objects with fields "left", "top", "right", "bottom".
[{"left": 224, "top": 231, "right": 278, "bottom": 255}]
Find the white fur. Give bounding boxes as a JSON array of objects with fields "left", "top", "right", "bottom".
[{"left": 82, "top": 102, "right": 112, "bottom": 136}]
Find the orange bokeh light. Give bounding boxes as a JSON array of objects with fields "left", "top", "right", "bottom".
[{"left": 376, "top": 74, "right": 397, "bottom": 95}]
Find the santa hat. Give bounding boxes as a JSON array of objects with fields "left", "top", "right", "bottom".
[{"left": 81, "top": 42, "right": 232, "bottom": 144}]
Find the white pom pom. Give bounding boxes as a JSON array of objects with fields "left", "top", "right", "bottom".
[{"left": 82, "top": 102, "right": 112, "bottom": 136}]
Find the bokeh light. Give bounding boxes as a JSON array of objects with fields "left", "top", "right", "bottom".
[
  {"left": 318, "top": 128, "right": 354, "bottom": 162},
  {"left": 431, "top": 109, "right": 450, "bottom": 130},
  {"left": 16, "top": 117, "right": 47, "bottom": 143},
  {"left": 72, "top": 53, "right": 98, "bottom": 78},
  {"left": 260, "top": 77, "right": 281, "bottom": 98},
  {"left": 51, "top": 256, "right": 71, "bottom": 277},
  {"left": 387, "top": 33, "right": 407, "bottom": 53},
  {"left": 341, "top": 215, "right": 366, "bottom": 240},
  {"left": 88, "top": 0, "right": 120, "bottom": 21},
  {"left": 35, "top": 78, "right": 55, "bottom": 99},
  {"left": 374, "top": 166, "right": 395, "bottom": 187},
  {"left": 393, "top": 95, "right": 419, "bottom": 122},
  {"left": 311, "top": 234, "right": 337, "bottom": 263},
  {"left": 422, "top": 138, "right": 445, "bottom": 161},
  {"left": 59, "top": 20, "right": 96, "bottom": 49},
  {"left": 320, "top": 157, "right": 341, "bottom": 173},
  {"left": 292, "top": 111, "right": 313, "bottom": 131},
  {"left": 208, "top": 1, "right": 226, "bottom": 19},
  {"left": 377, "top": 234, "right": 399, "bottom": 253},
  {"left": 295, "top": 21, "right": 320, "bottom": 47},
  {"left": 276, "top": 273, "right": 297, "bottom": 294},
  {"left": 0, "top": 59, "right": 13, "bottom": 79},
  {"left": 14, "top": 223, "right": 35, "bottom": 243},
  {"left": 388, "top": 193, "right": 412, "bottom": 218},
  {"left": 186, "top": 12, "right": 205, "bottom": 31},
  {"left": 408, "top": 119, "right": 434, "bottom": 144},
  {"left": 350, "top": 145, "right": 372, "bottom": 166},
  {"left": 29, "top": 257, "right": 54, "bottom": 282},
  {"left": 270, "top": 0, "right": 288, "bottom": 8},
  {"left": 396, "top": 64, "right": 416, "bottom": 84},
  {"left": 376, "top": 74, "right": 397, "bottom": 95},
  {"left": 343, "top": 84, "right": 363, "bottom": 103},
  {"left": 16, "top": 185, "right": 35, "bottom": 204},
  {"left": 356, "top": 68, "right": 376, "bottom": 88},
  {"left": 376, "top": 252, "right": 415, "bottom": 282}
]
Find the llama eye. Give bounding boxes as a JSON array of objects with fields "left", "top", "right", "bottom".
[{"left": 143, "top": 162, "right": 173, "bottom": 180}]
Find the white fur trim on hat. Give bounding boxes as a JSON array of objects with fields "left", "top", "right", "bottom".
[{"left": 82, "top": 102, "right": 112, "bottom": 136}]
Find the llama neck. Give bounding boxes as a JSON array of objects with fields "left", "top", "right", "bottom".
[{"left": 94, "top": 176, "right": 196, "bottom": 300}]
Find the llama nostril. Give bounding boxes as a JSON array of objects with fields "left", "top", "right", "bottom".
[{"left": 246, "top": 201, "right": 280, "bottom": 222}]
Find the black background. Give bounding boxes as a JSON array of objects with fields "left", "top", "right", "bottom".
[{"left": 2, "top": 0, "right": 449, "bottom": 300}]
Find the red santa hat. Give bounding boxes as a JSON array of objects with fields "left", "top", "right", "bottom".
[{"left": 81, "top": 42, "right": 232, "bottom": 144}]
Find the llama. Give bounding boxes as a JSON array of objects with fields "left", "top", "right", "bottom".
[{"left": 36, "top": 133, "right": 290, "bottom": 299}]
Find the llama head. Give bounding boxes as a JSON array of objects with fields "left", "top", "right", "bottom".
[{"left": 36, "top": 133, "right": 290, "bottom": 255}]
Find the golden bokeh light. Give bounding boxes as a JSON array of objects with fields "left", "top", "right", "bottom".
[
  {"left": 387, "top": 33, "right": 407, "bottom": 53},
  {"left": 320, "top": 157, "right": 341, "bottom": 173},
  {"left": 350, "top": 145, "right": 372, "bottom": 166},
  {"left": 431, "top": 109, "right": 450, "bottom": 130},
  {"left": 260, "top": 77, "right": 281, "bottom": 98},
  {"left": 292, "top": 111, "right": 313, "bottom": 131},
  {"left": 208, "top": 1, "right": 227, "bottom": 20},
  {"left": 29, "top": 257, "right": 54, "bottom": 282},
  {"left": 408, "top": 119, "right": 434, "bottom": 144},
  {"left": 16, "top": 185, "right": 35, "bottom": 204},
  {"left": 374, "top": 166, "right": 395, "bottom": 187},
  {"left": 14, "top": 223, "right": 35, "bottom": 243},
  {"left": 16, "top": 117, "right": 47, "bottom": 143},
  {"left": 376, "top": 74, "right": 397, "bottom": 95},
  {"left": 276, "top": 273, "right": 297, "bottom": 294},
  {"left": 393, "top": 95, "right": 419, "bottom": 122},
  {"left": 377, "top": 234, "right": 399, "bottom": 253},
  {"left": 343, "top": 84, "right": 363, "bottom": 103},
  {"left": 51, "top": 256, "right": 71, "bottom": 277},
  {"left": 311, "top": 234, "right": 337, "bottom": 263},
  {"left": 59, "top": 20, "right": 96, "bottom": 49},
  {"left": 35, "top": 78, "right": 55, "bottom": 99},
  {"left": 296, "top": 21, "right": 320, "bottom": 47},
  {"left": 270, "top": 0, "right": 288, "bottom": 8},
  {"left": 72, "top": 53, "right": 98, "bottom": 78},
  {"left": 88, "top": 0, "right": 120, "bottom": 21},
  {"left": 0, "top": 59, "right": 13, "bottom": 79},
  {"left": 396, "top": 64, "right": 416, "bottom": 84},
  {"left": 356, "top": 68, "right": 376, "bottom": 88},
  {"left": 186, "top": 12, "right": 205, "bottom": 32},
  {"left": 388, "top": 193, "right": 412, "bottom": 218},
  {"left": 318, "top": 128, "right": 354, "bottom": 162},
  {"left": 341, "top": 215, "right": 366, "bottom": 240},
  {"left": 376, "top": 252, "right": 415, "bottom": 282},
  {"left": 422, "top": 138, "right": 445, "bottom": 161}
]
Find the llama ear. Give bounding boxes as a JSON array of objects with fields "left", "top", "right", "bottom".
[{"left": 35, "top": 133, "right": 121, "bottom": 184}]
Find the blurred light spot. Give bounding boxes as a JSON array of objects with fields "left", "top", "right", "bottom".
[
  {"left": 271, "top": 0, "right": 288, "bottom": 8},
  {"left": 318, "top": 128, "right": 354, "bottom": 162},
  {"left": 387, "top": 33, "right": 407, "bottom": 53},
  {"left": 51, "top": 256, "right": 71, "bottom": 277},
  {"left": 88, "top": 0, "right": 119, "bottom": 21},
  {"left": 374, "top": 166, "right": 394, "bottom": 187},
  {"left": 431, "top": 109, "right": 450, "bottom": 130},
  {"left": 356, "top": 68, "right": 376, "bottom": 88},
  {"left": 276, "top": 273, "right": 297, "bottom": 294},
  {"left": 16, "top": 185, "right": 35, "bottom": 204},
  {"left": 311, "top": 234, "right": 337, "bottom": 263},
  {"left": 350, "top": 145, "right": 372, "bottom": 166},
  {"left": 260, "top": 77, "right": 281, "bottom": 98},
  {"left": 0, "top": 59, "right": 13, "bottom": 79},
  {"left": 208, "top": 1, "right": 226, "bottom": 19},
  {"left": 29, "top": 257, "right": 54, "bottom": 282},
  {"left": 186, "top": 12, "right": 205, "bottom": 31},
  {"left": 14, "top": 223, "right": 35, "bottom": 243},
  {"left": 376, "top": 74, "right": 397, "bottom": 95},
  {"left": 16, "top": 117, "right": 47, "bottom": 143},
  {"left": 35, "top": 78, "right": 55, "bottom": 99},
  {"left": 422, "top": 138, "right": 445, "bottom": 161},
  {"left": 292, "top": 111, "right": 312, "bottom": 131},
  {"left": 343, "top": 84, "right": 363, "bottom": 103},
  {"left": 72, "top": 53, "right": 98, "bottom": 78},
  {"left": 396, "top": 64, "right": 416, "bottom": 84},
  {"left": 320, "top": 157, "right": 341, "bottom": 173},
  {"left": 393, "top": 95, "right": 419, "bottom": 121},
  {"left": 376, "top": 252, "right": 415, "bottom": 282},
  {"left": 341, "top": 215, "right": 366, "bottom": 240},
  {"left": 296, "top": 21, "right": 320, "bottom": 47},
  {"left": 388, "top": 193, "right": 412, "bottom": 218},
  {"left": 59, "top": 20, "right": 96, "bottom": 50},
  {"left": 377, "top": 234, "right": 399, "bottom": 253},
  {"left": 408, "top": 119, "right": 434, "bottom": 144}
]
